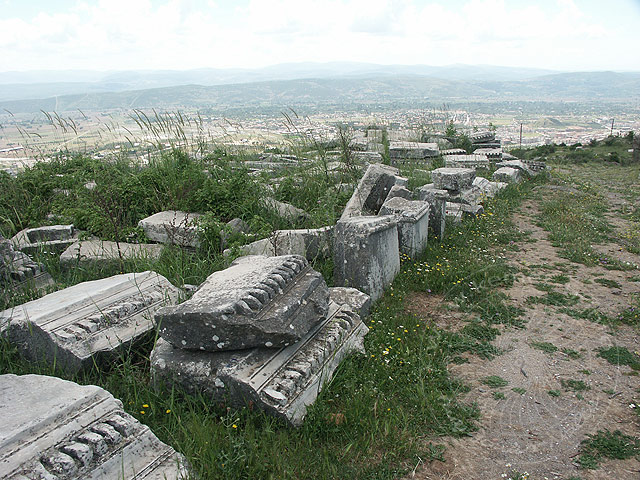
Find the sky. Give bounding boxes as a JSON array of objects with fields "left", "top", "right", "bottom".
[{"left": 1, "top": 0, "right": 639, "bottom": 73}]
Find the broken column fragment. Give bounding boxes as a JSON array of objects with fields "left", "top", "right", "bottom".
[
  {"left": 329, "top": 287, "right": 371, "bottom": 318},
  {"left": 156, "top": 255, "right": 330, "bottom": 351},
  {"left": 151, "top": 301, "right": 367, "bottom": 427},
  {"left": 0, "top": 271, "right": 180, "bottom": 373},
  {"left": 138, "top": 210, "right": 202, "bottom": 248},
  {"left": 333, "top": 215, "right": 400, "bottom": 302},
  {"left": 0, "top": 374, "right": 187, "bottom": 480},
  {"left": 379, "top": 197, "right": 430, "bottom": 258},
  {"left": 340, "top": 163, "right": 400, "bottom": 220}
]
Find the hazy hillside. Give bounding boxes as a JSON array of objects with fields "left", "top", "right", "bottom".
[
  {"left": 0, "top": 63, "right": 557, "bottom": 102},
  {"left": 1, "top": 71, "right": 638, "bottom": 114}
]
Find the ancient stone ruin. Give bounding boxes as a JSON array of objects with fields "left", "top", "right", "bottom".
[
  {"left": 138, "top": 210, "right": 202, "bottom": 248},
  {"left": 151, "top": 254, "right": 369, "bottom": 426},
  {"left": 0, "top": 374, "right": 187, "bottom": 480},
  {"left": 11, "top": 224, "right": 78, "bottom": 255},
  {"left": 60, "top": 239, "right": 164, "bottom": 269},
  {"left": 1, "top": 271, "right": 180, "bottom": 372},
  {"left": 0, "top": 234, "right": 54, "bottom": 294}
]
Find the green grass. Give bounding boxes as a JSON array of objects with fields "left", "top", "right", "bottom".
[
  {"left": 560, "top": 307, "right": 613, "bottom": 326},
  {"left": 527, "top": 291, "right": 580, "bottom": 307},
  {"left": 530, "top": 341, "right": 558, "bottom": 354},
  {"left": 549, "top": 274, "right": 570, "bottom": 284},
  {"left": 578, "top": 430, "right": 640, "bottom": 469},
  {"left": 594, "top": 277, "right": 622, "bottom": 289},
  {"left": 492, "top": 391, "right": 505, "bottom": 400},
  {"left": 560, "top": 379, "right": 590, "bottom": 392},
  {"left": 512, "top": 387, "right": 526, "bottom": 395},
  {"left": 561, "top": 347, "right": 582, "bottom": 359},
  {"left": 0, "top": 143, "right": 540, "bottom": 479},
  {"left": 548, "top": 390, "right": 561, "bottom": 397},
  {"left": 481, "top": 376, "right": 509, "bottom": 388},
  {"left": 597, "top": 346, "right": 640, "bottom": 370}
]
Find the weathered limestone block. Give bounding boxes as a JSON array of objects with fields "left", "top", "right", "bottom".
[
  {"left": 340, "top": 163, "right": 400, "bottom": 220},
  {"left": 472, "top": 147, "right": 502, "bottom": 159},
  {"left": 495, "top": 159, "right": 533, "bottom": 177},
  {"left": 0, "top": 271, "right": 180, "bottom": 372},
  {"left": 333, "top": 215, "right": 400, "bottom": 302},
  {"left": 265, "top": 197, "right": 310, "bottom": 222},
  {"left": 445, "top": 202, "right": 463, "bottom": 223},
  {"left": 462, "top": 203, "right": 484, "bottom": 217},
  {"left": 431, "top": 168, "right": 476, "bottom": 192},
  {"left": 473, "top": 177, "right": 507, "bottom": 197},
  {"left": 329, "top": 287, "right": 371, "bottom": 318},
  {"left": 379, "top": 197, "right": 430, "bottom": 258},
  {"left": 415, "top": 185, "right": 447, "bottom": 240},
  {"left": 441, "top": 148, "right": 467, "bottom": 156},
  {"left": 138, "top": 211, "right": 202, "bottom": 248},
  {"left": 60, "top": 240, "right": 164, "bottom": 268},
  {"left": 353, "top": 151, "right": 383, "bottom": 163},
  {"left": 11, "top": 224, "right": 77, "bottom": 255},
  {"left": 470, "top": 131, "right": 496, "bottom": 143},
  {"left": 220, "top": 217, "right": 250, "bottom": 249},
  {"left": 444, "top": 154, "right": 490, "bottom": 169},
  {"left": 0, "top": 374, "right": 187, "bottom": 480},
  {"left": 151, "top": 302, "right": 367, "bottom": 427},
  {"left": 230, "top": 226, "right": 332, "bottom": 261},
  {"left": 493, "top": 167, "right": 522, "bottom": 184},
  {"left": 385, "top": 184, "right": 412, "bottom": 202},
  {"left": 389, "top": 141, "right": 439, "bottom": 160},
  {"left": 394, "top": 176, "right": 409, "bottom": 188},
  {"left": 0, "top": 235, "right": 54, "bottom": 292},
  {"left": 157, "top": 255, "right": 329, "bottom": 351}
]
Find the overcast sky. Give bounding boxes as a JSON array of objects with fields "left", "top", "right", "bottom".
[{"left": 1, "top": 0, "right": 639, "bottom": 73}]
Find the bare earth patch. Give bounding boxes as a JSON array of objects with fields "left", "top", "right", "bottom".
[{"left": 405, "top": 194, "right": 640, "bottom": 480}]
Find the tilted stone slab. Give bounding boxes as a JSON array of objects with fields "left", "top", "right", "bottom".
[
  {"left": 157, "top": 255, "right": 329, "bottom": 351},
  {"left": 265, "top": 197, "right": 310, "bottom": 223},
  {"left": 385, "top": 184, "right": 412, "bottom": 202},
  {"left": 379, "top": 197, "right": 430, "bottom": 258},
  {"left": 329, "top": 287, "right": 371, "bottom": 318},
  {"left": 340, "top": 163, "right": 400, "bottom": 220},
  {"left": 333, "top": 215, "right": 400, "bottom": 302},
  {"left": 151, "top": 301, "right": 367, "bottom": 427},
  {"left": 473, "top": 177, "right": 507, "bottom": 198},
  {"left": 431, "top": 168, "right": 476, "bottom": 191},
  {"left": 389, "top": 141, "right": 439, "bottom": 160},
  {"left": 0, "top": 271, "right": 180, "bottom": 372},
  {"left": 496, "top": 159, "right": 534, "bottom": 177},
  {"left": 230, "top": 227, "right": 332, "bottom": 261},
  {"left": 493, "top": 167, "right": 522, "bottom": 184},
  {"left": 60, "top": 240, "right": 164, "bottom": 268},
  {"left": 473, "top": 147, "right": 502, "bottom": 159},
  {"left": 0, "top": 374, "right": 187, "bottom": 479},
  {"left": 11, "top": 225, "right": 77, "bottom": 255},
  {"left": 415, "top": 185, "right": 447, "bottom": 240},
  {"left": 138, "top": 210, "right": 202, "bottom": 248},
  {"left": 445, "top": 202, "right": 463, "bottom": 223}
]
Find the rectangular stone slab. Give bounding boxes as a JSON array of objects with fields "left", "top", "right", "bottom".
[
  {"left": 156, "top": 255, "right": 329, "bottom": 352},
  {"left": 333, "top": 215, "right": 400, "bottom": 302},
  {"left": 230, "top": 227, "right": 332, "bottom": 261},
  {"left": 492, "top": 166, "right": 522, "bottom": 184},
  {"left": 0, "top": 271, "right": 180, "bottom": 373},
  {"left": 379, "top": 197, "right": 430, "bottom": 258},
  {"left": 138, "top": 211, "right": 202, "bottom": 248},
  {"left": 151, "top": 302, "right": 368, "bottom": 427},
  {"left": 415, "top": 185, "right": 447, "bottom": 240},
  {"left": 0, "top": 374, "right": 187, "bottom": 479},
  {"left": 60, "top": 240, "right": 164, "bottom": 268},
  {"left": 11, "top": 225, "right": 77, "bottom": 255}
]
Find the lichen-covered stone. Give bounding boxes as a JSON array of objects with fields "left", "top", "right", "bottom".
[
  {"left": 156, "top": 255, "right": 329, "bottom": 351},
  {"left": 415, "top": 185, "right": 447, "bottom": 240},
  {"left": 431, "top": 168, "right": 476, "bottom": 191},
  {"left": 0, "top": 374, "right": 187, "bottom": 480},
  {"left": 1, "top": 272, "right": 180, "bottom": 372},
  {"left": 11, "top": 225, "right": 77, "bottom": 255},
  {"left": 0, "top": 235, "right": 53, "bottom": 293},
  {"left": 151, "top": 302, "right": 367, "bottom": 427},
  {"left": 379, "top": 197, "right": 430, "bottom": 257},
  {"left": 231, "top": 227, "right": 332, "bottom": 261},
  {"left": 329, "top": 287, "right": 371, "bottom": 318},
  {"left": 493, "top": 166, "right": 522, "bottom": 184},
  {"left": 138, "top": 210, "right": 202, "bottom": 248},
  {"left": 340, "top": 163, "right": 399, "bottom": 219},
  {"left": 333, "top": 215, "right": 400, "bottom": 302}
]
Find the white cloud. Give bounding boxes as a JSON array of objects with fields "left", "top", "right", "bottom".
[{"left": 0, "top": 0, "right": 636, "bottom": 72}]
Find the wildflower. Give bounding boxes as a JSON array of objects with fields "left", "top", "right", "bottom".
[
  {"left": 140, "top": 411, "right": 145, "bottom": 415},
  {"left": 166, "top": 409, "right": 171, "bottom": 414},
  {"left": 232, "top": 424, "right": 238, "bottom": 429},
  {"left": 142, "top": 404, "right": 149, "bottom": 408}
]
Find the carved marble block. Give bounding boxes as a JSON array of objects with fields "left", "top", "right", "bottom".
[
  {"left": 0, "top": 271, "right": 180, "bottom": 372},
  {"left": 0, "top": 374, "right": 187, "bottom": 480},
  {"left": 156, "top": 255, "right": 329, "bottom": 351}
]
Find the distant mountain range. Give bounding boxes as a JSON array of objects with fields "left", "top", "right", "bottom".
[{"left": 0, "top": 63, "right": 638, "bottom": 114}]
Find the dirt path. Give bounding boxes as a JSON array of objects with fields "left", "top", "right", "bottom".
[{"left": 406, "top": 192, "right": 640, "bottom": 479}]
